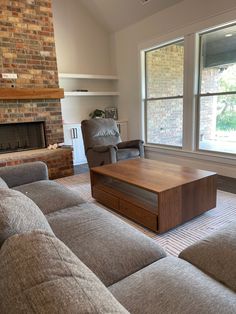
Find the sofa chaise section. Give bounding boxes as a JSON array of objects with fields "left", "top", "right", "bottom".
[
  {"left": 109, "top": 221, "right": 236, "bottom": 313},
  {"left": 109, "top": 256, "right": 236, "bottom": 314},
  {"left": 179, "top": 221, "right": 236, "bottom": 293}
]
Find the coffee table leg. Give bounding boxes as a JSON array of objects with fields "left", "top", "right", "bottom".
[
  {"left": 158, "top": 187, "right": 182, "bottom": 233},
  {"left": 157, "top": 175, "right": 217, "bottom": 233}
]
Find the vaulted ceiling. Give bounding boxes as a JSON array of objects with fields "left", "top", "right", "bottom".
[{"left": 79, "top": 0, "right": 184, "bottom": 32}]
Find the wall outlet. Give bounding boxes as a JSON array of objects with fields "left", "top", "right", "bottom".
[{"left": 2, "top": 73, "right": 18, "bottom": 79}]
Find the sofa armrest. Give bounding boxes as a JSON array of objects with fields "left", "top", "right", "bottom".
[
  {"left": 0, "top": 161, "right": 49, "bottom": 188},
  {"left": 117, "top": 140, "right": 144, "bottom": 157},
  {"left": 117, "top": 140, "right": 143, "bottom": 149},
  {"left": 86, "top": 146, "right": 117, "bottom": 167}
]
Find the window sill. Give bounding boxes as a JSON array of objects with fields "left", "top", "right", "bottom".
[{"left": 144, "top": 144, "right": 236, "bottom": 166}]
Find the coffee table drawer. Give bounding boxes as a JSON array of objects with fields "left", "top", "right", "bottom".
[
  {"left": 119, "top": 200, "right": 158, "bottom": 232},
  {"left": 93, "top": 187, "right": 119, "bottom": 210}
]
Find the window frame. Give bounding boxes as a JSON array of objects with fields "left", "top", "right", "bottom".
[
  {"left": 144, "top": 38, "right": 184, "bottom": 148},
  {"left": 196, "top": 25, "right": 236, "bottom": 155},
  {"left": 142, "top": 22, "right": 236, "bottom": 158}
]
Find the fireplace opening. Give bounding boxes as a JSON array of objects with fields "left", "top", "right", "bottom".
[{"left": 0, "top": 121, "right": 46, "bottom": 154}]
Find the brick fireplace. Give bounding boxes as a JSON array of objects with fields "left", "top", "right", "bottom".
[
  {"left": 0, "top": 0, "right": 73, "bottom": 178},
  {"left": 0, "top": 99, "right": 64, "bottom": 145},
  {"left": 0, "top": 121, "right": 46, "bottom": 153}
]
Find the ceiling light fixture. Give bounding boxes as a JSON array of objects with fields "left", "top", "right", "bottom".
[
  {"left": 225, "top": 33, "right": 233, "bottom": 37},
  {"left": 139, "top": 0, "right": 151, "bottom": 5}
]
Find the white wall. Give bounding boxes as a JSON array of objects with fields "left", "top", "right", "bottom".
[
  {"left": 52, "top": 0, "right": 113, "bottom": 74},
  {"left": 111, "top": 0, "right": 236, "bottom": 177},
  {"left": 52, "top": 0, "right": 117, "bottom": 123}
]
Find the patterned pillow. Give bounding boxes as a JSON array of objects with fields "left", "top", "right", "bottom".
[
  {"left": 0, "top": 177, "right": 8, "bottom": 189},
  {"left": 0, "top": 231, "right": 129, "bottom": 314},
  {"left": 0, "top": 188, "right": 54, "bottom": 247}
]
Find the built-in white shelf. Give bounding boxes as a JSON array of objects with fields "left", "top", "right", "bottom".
[
  {"left": 60, "top": 73, "right": 119, "bottom": 97},
  {"left": 59, "top": 73, "right": 118, "bottom": 80},
  {"left": 64, "top": 91, "right": 120, "bottom": 97}
]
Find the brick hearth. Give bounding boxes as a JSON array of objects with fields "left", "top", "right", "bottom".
[{"left": 0, "top": 148, "right": 73, "bottom": 180}]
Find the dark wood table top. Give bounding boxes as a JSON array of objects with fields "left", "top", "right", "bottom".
[{"left": 91, "top": 158, "right": 217, "bottom": 193}]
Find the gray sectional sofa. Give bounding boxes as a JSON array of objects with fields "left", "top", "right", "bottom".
[{"left": 0, "top": 161, "right": 235, "bottom": 313}]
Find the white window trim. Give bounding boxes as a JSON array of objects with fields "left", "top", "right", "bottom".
[
  {"left": 182, "top": 33, "right": 199, "bottom": 151},
  {"left": 140, "top": 12, "right": 236, "bottom": 160},
  {"left": 144, "top": 143, "right": 236, "bottom": 178}
]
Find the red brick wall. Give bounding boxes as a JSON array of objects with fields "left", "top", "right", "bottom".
[
  {"left": 0, "top": 0, "right": 63, "bottom": 144},
  {"left": 0, "top": 148, "right": 74, "bottom": 179}
]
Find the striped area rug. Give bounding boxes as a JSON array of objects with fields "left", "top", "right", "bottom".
[{"left": 56, "top": 173, "right": 236, "bottom": 256}]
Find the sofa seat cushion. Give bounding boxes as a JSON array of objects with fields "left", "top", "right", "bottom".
[
  {"left": 47, "top": 203, "right": 166, "bottom": 286},
  {"left": 0, "top": 177, "right": 8, "bottom": 189},
  {"left": 179, "top": 221, "right": 236, "bottom": 293},
  {"left": 0, "top": 188, "right": 53, "bottom": 247},
  {"left": 109, "top": 256, "right": 236, "bottom": 314},
  {"left": 117, "top": 148, "right": 140, "bottom": 161},
  {"left": 0, "top": 231, "right": 128, "bottom": 314},
  {"left": 14, "top": 180, "right": 85, "bottom": 214}
]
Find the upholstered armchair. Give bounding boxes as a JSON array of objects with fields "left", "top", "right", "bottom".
[{"left": 81, "top": 118, "right": 144, "bottom": 168}]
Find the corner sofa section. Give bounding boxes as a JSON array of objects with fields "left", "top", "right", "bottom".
[{"left": 0, "top": 161, "right": 236, "bottom": 313}]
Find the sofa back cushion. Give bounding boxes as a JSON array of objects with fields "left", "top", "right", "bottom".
[
  {"left": 0, "top": 177, "right": 8, "bottom": 189},
  {"left": 0, "top": 231, "right": 129, "bottom": 314},
  {"left": 0, "top": 188, "right": 53, "bottom": 247},
  {"left": 179, "top": 221, "right": 236, "bottom": 293}
]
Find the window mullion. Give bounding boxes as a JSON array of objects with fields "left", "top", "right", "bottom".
[
  {"left": 145, "top": 95, "right": 183, "bottom": 101},
  {"left": 200, "top": 91, "right": 236, "bottom": 97},
  {"left": 182, "top": 33, "right": 198, "bottom": 152}
]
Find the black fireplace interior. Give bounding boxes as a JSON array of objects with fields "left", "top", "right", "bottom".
[{"left": 0, "top": 121, "right": 46, "bottom": 153}]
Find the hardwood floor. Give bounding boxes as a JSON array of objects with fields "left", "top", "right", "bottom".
[
  {"left": 74, "top": 164, "right": 89, "bottom": 174},
  {"left": 217, "top": 175, "right": 236, "bottom": 194}
]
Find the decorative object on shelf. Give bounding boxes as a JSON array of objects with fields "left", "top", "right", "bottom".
[
  {"left": 105, "top": 107, "right": 118, "bottom": 120},
  {"left": 73, "top": 89, "right": 88, "bottom": 92},
  {"left": 89, "top": 109, "right": 105, "bottom": 119}
]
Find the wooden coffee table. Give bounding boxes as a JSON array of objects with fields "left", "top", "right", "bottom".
[{"left": 90, "top": 159, "right": 217, "bottom": 233}]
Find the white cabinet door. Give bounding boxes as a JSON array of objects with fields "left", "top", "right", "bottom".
[
  {"left": 63, "top": 124, "right": 87, "bottom": 165},
  {"left": 63, "top": 124, "right": 73, "bottom": 145},
  {"left": 72, "top": 125, "right": 87, "bottom": 165}
]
